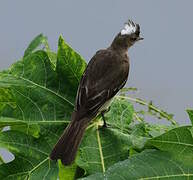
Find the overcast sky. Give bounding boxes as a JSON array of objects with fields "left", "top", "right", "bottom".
[{"left": 0, "top": 0, "right": 193, "bottom": 124}]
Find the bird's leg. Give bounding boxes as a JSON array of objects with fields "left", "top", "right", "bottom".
[
  {"left": 101, "top": 111, "right": 107, "bottom": 128},
  {"left": 100, "top": 106, "right": 111, "bottom": 128}
]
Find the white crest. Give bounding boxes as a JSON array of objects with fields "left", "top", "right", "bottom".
[{"left": 121, "top": 20, "right": 137, "bottom": 35}]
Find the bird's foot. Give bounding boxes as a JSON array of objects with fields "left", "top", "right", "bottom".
[
  {"left": 101, "top": 112, "right": 107, "bottom": 128},
  {"left": 98, "top": 122, "right": 111, "bottom": 130}
]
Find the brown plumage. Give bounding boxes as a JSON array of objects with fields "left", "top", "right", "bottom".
[{"left": 50, "top": 19, "right": 143, "bottom": 165}]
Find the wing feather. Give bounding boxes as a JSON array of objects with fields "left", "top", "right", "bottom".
[{"left": 75, "top": 49, "right": 129, "bottom": 119}]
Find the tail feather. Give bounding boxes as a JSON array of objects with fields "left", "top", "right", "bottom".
[{"left": 50, "top": 117, "right": 89, "bottom": 165}]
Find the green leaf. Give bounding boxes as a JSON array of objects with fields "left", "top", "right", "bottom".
[
  {"left": 145, "top": 123, "right": 174, "bottom": 137},
  {"left": 83, "top": 125, "right": 193, "bottom": 179},
  {"left": 0, "top": 156, "right": 58, "bottom": 180},
  {"left": 47, "top": 51, "right": 57, "bottom": 70},
  {"left": 0, "top": 88, "right": 14, "bottom": 115},
  {"left": 187, "top": 109, "right": 193, "bottom": 125},
  {"left": 0, "top": 35, "right": 87, "bottom": 178},
  {"left": 82, "top": 150, "right": 193, "bottom": 180},
  {"left": 0, "top": 127, "right": 62, "bottom": 179},
  {"left": 76, "top": 124, "right": 131, "bottom": 176},
  {"left": 105, "top": 97, "right": 134, "bottom": 132},
  {"left": 129, "top": 122, "right": 175, "bottom": 139},
  {"left": 56, "top": 35, "right": 87, "bottom": 95},
  {"left": 147, "top": 126, "right": 193, "bottom": 158},
  {"left": 0, "top": 117, "right": 40, "bottom": 138},
  {"left": 24, "top": 34, "right": 50, "bottom": 57},
  {"left": 0, "top": 50, "right": 74, "bottom": 122}
]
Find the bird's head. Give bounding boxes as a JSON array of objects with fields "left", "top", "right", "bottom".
[{"left": 111, "top": 19, "right": 143, "bottom": 51}]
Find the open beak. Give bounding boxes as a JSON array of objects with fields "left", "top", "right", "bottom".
[{"left": 137, "top": 37, "right": 144, "bottom": 41}]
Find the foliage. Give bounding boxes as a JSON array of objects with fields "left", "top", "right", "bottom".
[{"left": 0, "top": 34, "right": 192, "bottom": 179}]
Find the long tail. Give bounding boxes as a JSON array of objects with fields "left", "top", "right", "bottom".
[{"left": 50, "top": 115, "right": 89, "bottom": 165}]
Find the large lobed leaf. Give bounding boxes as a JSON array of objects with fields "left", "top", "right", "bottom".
[
  {"left": 77, "top": 125, "right": 131, "bottom": 175},
  {"left": 148, "top": 126, "right": 193, "bottom": 158},
  {"left": 0, "top": 128, "right": 60, "bottom": 179},
  {"left": 0, "top": 34, "right": 86, "bottom": 179},
  {"left": 82, "top": 126, "right": 193, "bottom": 180},
  {"left": 82, "top": 150, "right": 193, "bottom": 180},
  {"left": 0, "top": 50, "right": 74, "bottom": 138}
]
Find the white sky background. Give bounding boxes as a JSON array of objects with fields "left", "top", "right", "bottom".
[{"left": 0, "top": 0, "right": 193, "bottom": 124}]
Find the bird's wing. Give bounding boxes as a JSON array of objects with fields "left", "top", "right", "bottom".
[{"left": 75, "top": 49, "right": 129, "bottom": 119}]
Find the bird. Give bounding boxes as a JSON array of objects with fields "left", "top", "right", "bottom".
[{"left": 50, "top": 19, "right": 143, "bottom": 165}]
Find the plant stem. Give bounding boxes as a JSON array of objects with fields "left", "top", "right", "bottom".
[
  {"left": 116, "top": 95, "right": 177, "bottom": 125},
  {"left": 133, "top": 112, "right": 143, "bottom": 122}
]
